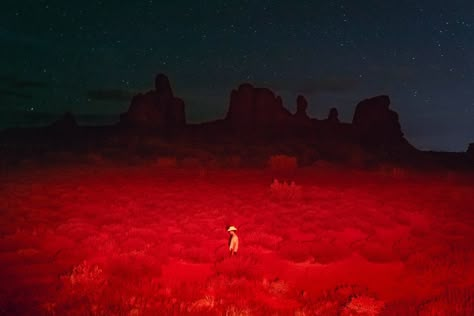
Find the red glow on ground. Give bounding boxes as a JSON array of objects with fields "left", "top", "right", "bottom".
[{"left": 1, "top": 165, "right": 473, "bottom": 314}]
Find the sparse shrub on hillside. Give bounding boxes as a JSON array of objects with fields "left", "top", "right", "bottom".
[
  {"left": 357, "top": 240, "right": 398, "bottom": 263},
  {"left": 66, "top": 260, "right": 106, "bottom": 289},
  {"left": 85, "top": 152, "right": 105, "bottom": 164},
  {"left": 101, "top": 147, "right": 124, "bottom": 161},
  {"left": 391, "top": 167, "right": 406, "bottom": 178},
  {"left": 55, "top": 261, "right": 107, "bottom": 313},
  {"left": 225, "top": 155, "right": 242, "bottom": 168},
  {"left": 187, "top": 295, "right": 216, "bottom": 313},
  {"left": 294, "top": 284, "right": 375, "bottom": 316},
  {"left": 312, "top": 159, "right": 339, "bottom": 170},
  {"left": 268, "top": 154, "right": 298, "bottom": 171},
  {"left": 180, "top": 157, "right": 201, "bottom": 168},
  {"left": 444, "top": 170, "right": 459, "bottom": 183},
  {"left": 213, "top": 255, "right": 263, "bottom": 280},
  {"left": 378, "top": 164, "right": 407, "bottom": 178},
  {"left": 341, "top": 295, "right": 385, "bottom": 316},
  {"left": 193, "top": 150, "right": 216, "bottom": 164},
  {"left": 262, "top": 277, "right": 289, "bottom": 296},
  {"left": 382, "top": 287, "right": 474, "bottom": 316},
  {"left": 4, "top": 159, "right": 474, "bottom": 315},
  {"left": 277, "top": 240, "right": 314, "bottom": 262},
  {"left": 294, "top": 302, "right": 340, "bottom": 316},
  {"left": 155, "top": 156, "right": 178, "bottom": 168},
  {"left": 244, "top": 231, "right": 282, "bottom": 250},
  {"left": 379, "top": 299, "right": 420, "bottom": 315},
  {"left": 416, "top": 287, "right": 474, "bottom": 316},
  {"left": 270, "top": 179, "right": 302, "bottom": 201},
  {"left": 180, "top": 246, "right": 213, "bottom": 263},
  {"left": 224, "top": 305, "right": 252, "bottom": 316},
  {"left": 54, "top": 256, "right": 164, "bottom": 315},
  {"left": 17, "top": 158, "right": 37, "bottom": 169},
  {"left": 179, "top": 153, "right": 221, "bottom": 170},
  {"left": 347, "top": 144, "right": 375, "bottom": 168},
  {"left": 41, "top": 151, "right": 78, "bottom": 165},
  {"left": 136, "top": 144, "right": 159, "bottom": 158},
  {"left": 298, "top": 148, "right": 320, "bottom": 167},
  {"left": 203, "top": 156, "right": 220, "bottom": 169}
]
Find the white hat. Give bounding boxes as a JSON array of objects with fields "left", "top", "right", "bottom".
[{"left": 227, "top": 226, "right": 237, "bottom": 232}]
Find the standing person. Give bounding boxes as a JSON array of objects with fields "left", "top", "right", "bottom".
[{"left": 227, "top": 226, "right": 239, "bottom": 256}]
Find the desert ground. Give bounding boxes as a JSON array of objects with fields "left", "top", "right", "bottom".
[{"left": 1, "top": 160, "right": 473, "bottom": 315}]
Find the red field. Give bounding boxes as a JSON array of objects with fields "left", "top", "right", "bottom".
[{"left": 1, "top": 163, "right": 474, "bottom": 315}]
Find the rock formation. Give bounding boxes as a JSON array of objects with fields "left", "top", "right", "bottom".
[
  {"left": 327, "top": 108, "right": 339, "bottom": 123},
  {"left": 352, "top": 95, "right": 405, "bottom": 147},
  {"left": 120, "top": 74, "right": 185, "bottom": 128},
  {"left": 225, "top": 83, "right": 291, "bottom": 129},
  {"left": 468, "top": 143, "right": 474, "bottom": 158},
  {"left": 294, "top": 95, "right": 310, "bottom": 120}
]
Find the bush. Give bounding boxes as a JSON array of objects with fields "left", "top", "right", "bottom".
[
  {"left": 53, "top": 256, "right": 164, "bottom": 315},
  {"left": 270, "top": 179, "right": 302, "bottom": 201},
  {"left": 213, "top": 256, "right": 263, "bottom": 280},
  {"left": 66, "top": 260, "right": 106, "bottom": 289},
  {"left": 341, "top": 295, "right": 385, "bottom": 316},
  {"left": 268, "top": 154, "right": 298, "bottom": 172}
]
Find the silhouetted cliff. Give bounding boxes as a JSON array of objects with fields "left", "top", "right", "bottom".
[{"left": 119, "top": 74, "right": 185, "bottom": 129}]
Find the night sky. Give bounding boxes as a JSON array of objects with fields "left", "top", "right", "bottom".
[{"left": 1, "top": 0, "right": 473, "bottom": 151}]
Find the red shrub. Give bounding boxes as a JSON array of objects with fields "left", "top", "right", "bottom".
[
  {"left": 213, "top": 256, "right": 263, "bottom": 280},
  {"left": 270, "top": 179, "right": 302, "bottom": 201},
  {"left": 268, "top": 154, "right": 298, "bottom": 171}
]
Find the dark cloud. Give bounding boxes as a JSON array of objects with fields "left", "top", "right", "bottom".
[
  {"left": 86, "top": 89, "right": 135, "bottom": 102},
  {"left": 0, "top": 26, "right": 48, "bottom": 47},
  {"left": 0, "top": 110, "right": 59, "bottom": 129},
  {"left": 0, "top": 89, "right": 32, "bottom": 99},
  {"left": 0, "top": 110, "right": 119, "bottom": 130},
  {"left": 13, "top": 80, "right": 48, "bottom": 89},
  {"left": 0, "top": 75, "right": 48, "bottom": 89},
  {"left": 27, "top": 112, "right": 117, "bottom": 125},
  {"left": 0, "top": 75, "right": 16, "bottom": 83}
]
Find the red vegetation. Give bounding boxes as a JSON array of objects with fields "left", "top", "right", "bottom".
[{"left": 1, "top": 164, "right": 474, "bottom": 315}]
